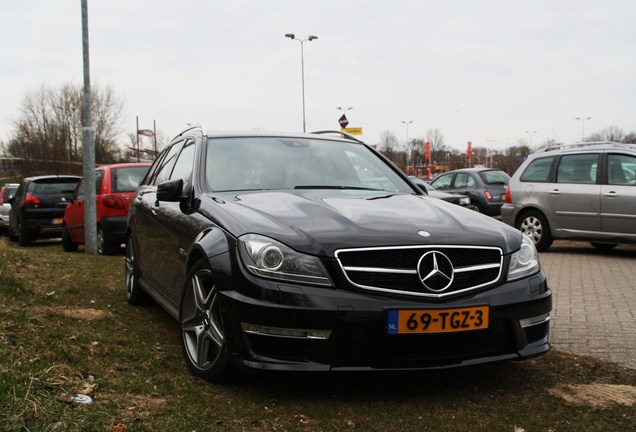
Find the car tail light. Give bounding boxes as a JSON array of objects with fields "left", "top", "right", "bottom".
[
  {"left": 0, "top": 187, "right": 5, "bottom": 205},
  {"left": 23, "top": 192, "right": 41, "bottom": 207},
  {"left": 103, "top": 195, "right": 125, "bottom": 210},
  {"left": 484, "top": 191, "right": 493, "bottom": 202},
  {"left": 504, "top": 185, "right": 512, "bottom": 204}
]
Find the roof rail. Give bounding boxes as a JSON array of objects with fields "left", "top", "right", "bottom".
[
  {"left": 176, "top": 124, "right": 206, "bottom": 138},
  {"left": 310, "top": 129, "right": 365, "bottom": 144},
  {"left": 534, "top": 141, "right": 630, "bottom": 153}
]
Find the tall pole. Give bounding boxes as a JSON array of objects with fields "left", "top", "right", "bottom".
[
  {"left": 575, "top": 116, "right": 591, "bottom": 142},
  {"left": 524, "top": 130, "right": 537, "bottom": 147},
  {"left": 402, "top": 120, "right": 413, "bottom": 168},
  {"left": 81, "top": 0, "right": 97, "bottom": 255},
  {"left": 285, "top": 34, "right": 318, "bottom": 133}
]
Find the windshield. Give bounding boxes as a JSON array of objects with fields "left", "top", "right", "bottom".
[{"left": 205, "top": 136, "right": 414, "bottom": 194}]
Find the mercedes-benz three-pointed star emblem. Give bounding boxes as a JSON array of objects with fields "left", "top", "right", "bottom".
[{"left": 417, "top": 251, "right": 454, "bottom": 292}]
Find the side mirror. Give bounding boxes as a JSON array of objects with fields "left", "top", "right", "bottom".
[{"left": 156, "top": 179, "right": 184, "bottom": 202}]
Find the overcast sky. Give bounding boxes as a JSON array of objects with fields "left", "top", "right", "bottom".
[{"left": 1, "top": 0, "right": 634, "bottom": 151}]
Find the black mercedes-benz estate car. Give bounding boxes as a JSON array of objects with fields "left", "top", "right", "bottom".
[{"left": 125, "top": 126, "right": 551, "bottom": 381}]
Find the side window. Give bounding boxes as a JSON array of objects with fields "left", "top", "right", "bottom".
[
  {"left": 520, "top": 156, "right": 556, "bottom": 182},
  {"left": 152, "top": 141, "right": 184, "bottom": 186},
  {"left": 75, "top": 179, "right": 85, "bottom": 200},
  {"left": 431, "top": 174, "right": 453, "bottom": 190},
  {"left": 170, "top": 140, "right": 196, "bottom": 195},
  {"left": 607, "top": 153, "right": 636, "bottom": 185},
  {"left": 556, "top": 153, "right": 599, "bottom": 184},
  {"left": 95, "top": 170, "right": 104, "bottom": 195},
  {"left": 454, "top": 173, "right": 474, "bottom": 188}
]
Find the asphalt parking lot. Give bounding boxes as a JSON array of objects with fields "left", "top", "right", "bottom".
[{"left": 540, "top": 241, "right": 636, "bottom": 369}]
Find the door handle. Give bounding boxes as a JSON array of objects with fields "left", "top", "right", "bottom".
[
  {"left": 549, "top": 189, "right": 561, "bottom": 195},
  {"left": 604, "top": 191, "right": 618, "bottom": 198}
]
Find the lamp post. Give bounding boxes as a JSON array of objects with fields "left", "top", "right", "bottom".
[
  {"left": 402, "top": 120, "right": 413, "bottom": 170},
  {"left": 524, "top": 130, "right": 537, "bottom": 147},
  {"left": 285, "top": 33, "right": 318, "bottom": 133},
  {"left": 486, "top": 139, "right": 496, "bottom": 168},
  {"left": 575, "top": 116, "right": 591, "bottom": 142},
  {"left": 337, "top": 106, "right": 353, "bottom": 113}
]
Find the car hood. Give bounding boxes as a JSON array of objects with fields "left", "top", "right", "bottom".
[{"left": 199, "top": 190, "right": 522, "bottom": 256}]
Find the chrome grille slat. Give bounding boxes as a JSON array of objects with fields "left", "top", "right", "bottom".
[{"left": 335, "top": 245, "right": 503, "bottom": 298}]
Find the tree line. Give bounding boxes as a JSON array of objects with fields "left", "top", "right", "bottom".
[{"left": 1, "top": 82, "right": 634, "bottom": 179}]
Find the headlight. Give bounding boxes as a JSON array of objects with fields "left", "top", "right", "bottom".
[
  {"left": 238, "top": 234, "right": 333, "bottom": 286},
  {"left": 507, "top": 234, "right": 541, "bottom": 281}
]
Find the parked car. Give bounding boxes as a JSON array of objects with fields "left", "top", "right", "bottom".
[
  {"left": 0, "top": 183, "right": 19, "bottom": 232},
  {"left": 429, "top": 168, "right": 510, "bottom": 216},
  {"left": 409, "top": 176, "right": 479, "bottom": 210},
  {"left": 8, "top": 175, "right": 81, "bottom": 246},
  {"left": 501, "top": 142, "right": 636, "bottom": 251},
  {"left": 62, "top": 163, "right": 151, "bottom": 255},
  {"left": 125, "top": 127, "right": 551, "bottom": 382}
]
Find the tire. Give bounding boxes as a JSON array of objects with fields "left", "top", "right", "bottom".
[
  {"left": 62, "top": 225, "right": 78, "bottom": 252},
  {"left": 97, "top": 226, "right": 119, "bottom": 255},
  {"left": 517, "top": 210, "right": 553, "bottom": 252},
  {"left": 591, "top": 242, "right": 618, "bottom": 251},
  {"left": 125, "top": 236, "right": 150, "bottom": 305},
  {"left": 179, "top": 258, "right": 232, "bottom": 382},
  {"left": 18, "top": 220, "right": 32, "bottom": 247}
]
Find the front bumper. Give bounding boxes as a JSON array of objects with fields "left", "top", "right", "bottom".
[{"left": 216, "top": 261, "right": 552, "bottom": 373}]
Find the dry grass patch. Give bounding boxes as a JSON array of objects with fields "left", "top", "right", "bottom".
[{"left": 550, "top": 383, "right": 636, "bottom": 409}]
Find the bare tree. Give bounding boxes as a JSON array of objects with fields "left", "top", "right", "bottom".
[
  {"left": 587, "top": 126, "right": 626, "bottom": 143},
  {"left": 7, "top": 82, "right": 125, "bottom": 176}
]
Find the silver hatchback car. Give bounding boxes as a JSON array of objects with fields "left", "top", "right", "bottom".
[{"left": 501, "top": 142, "right": 636, "bottom": 251}]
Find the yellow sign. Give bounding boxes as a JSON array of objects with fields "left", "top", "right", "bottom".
[{"left": 341, "top": 127, "right": 363, "bottom": 135}]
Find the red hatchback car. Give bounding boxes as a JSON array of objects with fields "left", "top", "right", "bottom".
[{"left": 63, "top": 163, "right": 151, "bottom": 254}]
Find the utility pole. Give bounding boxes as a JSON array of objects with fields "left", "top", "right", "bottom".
[{"left": 81, "top": 0, "right": 97, "bottom": 254}]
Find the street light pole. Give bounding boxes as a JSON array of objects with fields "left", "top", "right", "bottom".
[
  {"left": 524, "top": 130, "right": 538, "bottom": 147},
  {"left": 575, "top": 116, "right": 591, "bottom": 142},
  {"left": 285, "top": 33, "right": 318, "bottom": 133},
  {"left": 402, "top": 120, "right": 413, "bottom": 170}
]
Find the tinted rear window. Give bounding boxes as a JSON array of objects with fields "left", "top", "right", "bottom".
[
  {"left": 479, "top": 170, "right": 510, "bottom": 185},
  {"left": 30, "top": 178, "right": 79, "bottom": 194},
  {"left": 520, "top": 156, "right": 556, "bottom": 182},
  {"left": 112, "top": 166, "right": 150, "bottom": 192}
]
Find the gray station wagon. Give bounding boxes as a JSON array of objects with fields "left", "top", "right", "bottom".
[{"left": 501, "top": 142, "right": 636, "bottom": 251}]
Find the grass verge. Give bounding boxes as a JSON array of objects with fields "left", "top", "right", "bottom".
[{"left": 0, "top": 237, "right": 634, "bottom": 432}]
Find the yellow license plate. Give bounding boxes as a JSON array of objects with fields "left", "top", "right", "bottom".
[
  {"left": 52, "top": 218, "right": 63, "bottom": 225},
  {"left": 387, "top": 306, "right": 489, "bottom": 334}
]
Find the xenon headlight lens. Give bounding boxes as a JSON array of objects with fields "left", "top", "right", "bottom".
[
  {"left": 238, "top": 234, "right": 333, "bottom": 286},
  {"left": 507, "top": 234, "right": 541, "bottom": 281}
]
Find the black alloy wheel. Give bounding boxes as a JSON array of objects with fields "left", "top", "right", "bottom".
[
  {"left": 179, "top": 258, "right": 231, "bottom": 382},
  {"left": 125, "top": 236, "right": 149, "bottom": 305}
]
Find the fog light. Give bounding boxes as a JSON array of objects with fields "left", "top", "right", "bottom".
[
  {"left": 241, "top": 323, "right": 331, "bottom": 340},
  {"left": 519, "top": 313, "right": 550, "bottom": 328}
]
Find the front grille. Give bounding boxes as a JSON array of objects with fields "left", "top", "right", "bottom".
[{"left": 335, "top": 245, "right": 503, "bottom": 298}]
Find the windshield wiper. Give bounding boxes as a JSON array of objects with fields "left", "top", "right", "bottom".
[{"left": 294, "top": 185, "right": 382, "bottom": 191}]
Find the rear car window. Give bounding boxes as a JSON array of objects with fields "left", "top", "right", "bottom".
[
  {"left": 479, "top": 170, "right": 510, "bottom": 185},
  {"left": 520, "top": 156, "right": 556, "bottom": 182},
  {"left": 30, "top": 179, "right": 79, "bottom": 194},
  {"left": 112, "top": 166, "right": 150, "bottom": 192}
]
